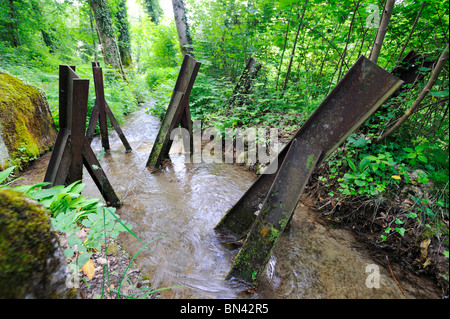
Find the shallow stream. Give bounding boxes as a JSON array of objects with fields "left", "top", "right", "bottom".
[{"left": 18, "top": 105, "right": 440, "bottom": 299}]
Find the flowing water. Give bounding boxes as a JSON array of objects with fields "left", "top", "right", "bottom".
[{"left": 18, "top": 105, "right": 440, "bottom": 299}]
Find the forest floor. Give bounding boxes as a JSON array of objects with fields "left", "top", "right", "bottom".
[
  {"left": 306, "top": 165, "right": 449, "bottom": 299},
  {"left": 72, "top": 236, "right": 158, "bottom": 299},
  {"left": 306, "top": 172, "right": 448, "bottom": 299}
]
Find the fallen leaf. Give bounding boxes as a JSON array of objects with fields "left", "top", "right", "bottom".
[
  {"left": 81, "top": 259, "right": 95, "bottom": 279},
  {"left": 391, "top": 175, "right": 401, "bottom": 180},
  {"left": 422, "top": 258, "right": 432, "bottom": 268},
  {"left": 420, "top": 238, "right": 431, "bottom": 260}
]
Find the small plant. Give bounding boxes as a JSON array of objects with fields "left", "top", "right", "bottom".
[
  {"left": 403, "top": 144, "right": 428, "bottom": 166},
  {"left": 381, "top": 217, "right": 406, "bottom": 241}
]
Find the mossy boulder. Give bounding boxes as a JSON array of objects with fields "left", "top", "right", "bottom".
[
  {"left": 0, "top": 189, "right": 76, "bottom": 298},
  {"left": 0, "top": 71, "right": 57, "bottom": 170}
]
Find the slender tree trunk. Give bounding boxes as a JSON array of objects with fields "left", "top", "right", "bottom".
[
  {"left": 282, "top": 0, "right": 308, "bottom": 91},
  {"left": 172, "top": 0, "right": 194, "bottom": 57},
  {"left": 317, "top": 22, "right": 340, "bottom": 79},
  {"left": 89, "top": 0, "right": 126, "bottom": 79},
  {"left": 275, "top": 6, "right": 293, "bottom": 91},
  {"left": 376, "top": 43, "right": 449, "bottom": 143},
  {"left": 337, "top": 2, "right": 360, "bottom": 81},
  {"left": 369, "top": 0, "right": 395, "bottom": 64},
  {"left": 395, "top": 1, "right": 426, "bottom": 66},
  {"left": 115, "top": 0, "right": 132, "bottom": 68},
  {"left": 357, "top": 27, "right": 369, "bottom": 58},
  {"left": 309, "top": 24, "right": 349, "bottom": 71}
]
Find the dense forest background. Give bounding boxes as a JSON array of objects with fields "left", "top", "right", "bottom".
[{"left": 0, "top": 0, "right": 449, "bottom": 294}]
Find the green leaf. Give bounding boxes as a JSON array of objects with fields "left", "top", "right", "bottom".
[
  {"left": 430, "top": 88, "right": 449, "bottom": 97},
  {"left": 69, "top": 182, "right": 86, "bottom": 195},
  {"left": 105, "top": 220, "right": 115, "bottom": 231},
  {"left": 77, "top": 252, "right": 93, "bottom": 267},
  {"left": 12, "top": 182, "right": 51, "bottom": 194},
  {"left": 87, "top": 213, "right": 100, "bottom": 223},
  {"left": 359, "top": 157, "right": 371, "bottom": 172},
  {"left": 28, "top": 188, "right": 60, "bottom": 200},
  {"left": 110, "top": 230, "right": 120, "bottom": 238},
  {"left": 354, "top": 179, "right": 367, "bottom": 186},
  {"left": 0, "top": 166, "right": 16, "bottom": 185},
  {"left": 425, "top": 207, "right": 434, "bottom": 216},
  {"left": 395, "top": 227, "right": 406, "bottom": 237},
  {"left": 82, "top": 219, "right": 92, "bottom": 227},
  {"left": 436, "top": 199, "right": 446, "bottom": 207},
  {"left": 406, "top": 212, "right": 417, "bottom": 219},
  {"left": 68, "top": 233, "right": 81, "bottom": 247},
  {"left": 346, "top": 158, "right": 357, "bottom": 172},
  {"left": 114, "top": 222, "right": 127, "bottom": 232},
  {"left": 414, "top": 145, "right": 424, "bottom": 152},
  {"left": 64, "top": 248, "right": 74, "bottom": 258},
  {"left": 417, "top": 155, "right": 428, "bottom": 163}
]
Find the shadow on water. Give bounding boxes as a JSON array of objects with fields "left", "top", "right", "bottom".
[{"left": 17, "top": 104, "right": 441, "bottom": 299}]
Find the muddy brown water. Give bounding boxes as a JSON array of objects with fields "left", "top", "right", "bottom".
[{"left": 17, "top": 105, "right": 441, "bottom": 299}]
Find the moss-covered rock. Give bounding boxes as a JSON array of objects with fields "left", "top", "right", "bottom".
[
  {"left": 0, "top": 71, "right": 57, "bottom": 170},
  {"left": 0, "top": 189, "right": 76, "bottom": 298}
]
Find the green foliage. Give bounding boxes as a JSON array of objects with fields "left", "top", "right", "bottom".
[
  {"left": 11, "top": 179, "right": 132, "bottom": 265},
  {"left": 140, "top": 0, "right": 164, "bottom": 24},
  {"left": 144, "top": 67, "right": 178, "bottom": 119},
  {"left": 0, "top": 167, "right": 133, "bottom": 279},
  {"left": 319, "top": 129, "right": 449, "bottom": 244}
]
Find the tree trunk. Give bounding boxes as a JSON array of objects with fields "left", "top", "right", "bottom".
[
  {"left": 88, "top": 7, "right": 98, "bottom": 62},
  {"left": 115, "top": 0, "right": 132, "bottom": 68},
  {"left": 227, "top": 57, "right": 262, "bottom": 113},
  {"left": 337, "top": 2, "right": 360, "bottom": 81},
  {"left": 143, "top": 0, "right": 164, "bottom": 24},
  {"left": 275, "top": 6, "right": 293, "bottom": 91},
  {"left": 6, "top": 0, "right": 20, "bottom": 47},
  {"left": 376, "top": 43, "right": 449, "bottom": 143},
  {"left": 395, "top": 1, "right": 426, "bottom": 66},
  {"left": 282, "top": 0, "right": 308, "bottom": 91},
  {"left": 30, "top": 0, "right": 54, "bottom": 53},
  {"left": 172, "top": 0, "right": 194, "bottom": 57},
  {"left": 369, "top": 0, "right": 395, "bottom": 64},
  {"left": 89, "top": 0, "right": 126, "bottom": 79}
]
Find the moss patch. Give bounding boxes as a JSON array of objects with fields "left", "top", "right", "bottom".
[
  {"left": 0, "top": 189, "right": 74, "bottom": 298},
  {"left": 0, "top": 71, "right": 57, "bottom": 170}
]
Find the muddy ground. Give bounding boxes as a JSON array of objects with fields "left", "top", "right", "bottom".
[{"left": 306, "top": 166, "right": 448, "bottom": 299}]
